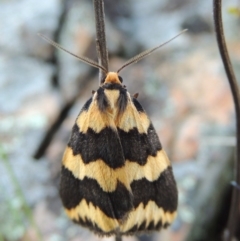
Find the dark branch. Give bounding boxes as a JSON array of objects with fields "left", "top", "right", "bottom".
[
  {"left": 213, "top": 0, "right": 240, "bottom": 240},
  {"left": 93, "top": 0, "right": 109, "bottom": 83},
  {"left": 34, "top": 70, "right": 97, "bottom": 159},
  {"left": 50, "top": 0, "right": 69, "bottom": 88}
]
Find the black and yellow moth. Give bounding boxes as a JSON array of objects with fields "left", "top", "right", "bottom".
[{"left": 39, "top": 31, "right": 183, "bottom": 236}]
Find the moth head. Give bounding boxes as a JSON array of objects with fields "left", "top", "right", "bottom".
[{"left": 101, "top": 72, "right": 123, "bottom": 85}]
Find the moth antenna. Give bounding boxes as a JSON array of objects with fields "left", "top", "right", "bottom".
[
  {"left": 38, "top": 33, "right": 108, "bottom": 74},
  {"left": 117, "top": 29, "right": 188, "bottom": 74}
]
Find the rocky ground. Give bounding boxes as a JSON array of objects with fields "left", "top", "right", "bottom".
[{"left": 0, "top": 0, "right": 240, "bottom": 241}]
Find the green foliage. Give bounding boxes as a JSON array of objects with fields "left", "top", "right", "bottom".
[
  {"left": 0, "top": 146, "right": 42, "bottom": 241},
  {"left": 228, "top": 6, "right": 240, "bottom": 17}
]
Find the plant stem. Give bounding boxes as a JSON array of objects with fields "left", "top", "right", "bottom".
[
  {"left": 93, "top": 0, "right": 109, "bottom": 84},
  {"left": 115, "top": 234, "right": 122, "bottom": 241},
  {"left": 213, "top": 0, "right": 240, "bottom": 240}
]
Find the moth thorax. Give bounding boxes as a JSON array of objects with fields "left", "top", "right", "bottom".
[{"left": 104, "top": 89, "right": 120, "bottom": 118}]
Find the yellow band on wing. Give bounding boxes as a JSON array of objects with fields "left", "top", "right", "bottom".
[
  {"left": 62, "top": 147, "right": 170, "bottom": 192},
  {"left": 121, "top": 201, "right": 177, "bottom": 232},
  {"left": 65, "top": 199, "right": 119, "bottom": 232},
  {"left": 65, "top": 199, "right": 177, "bottom": 233},
  {"left": 76, "top": 92, "right": 151, "bottom": 134}
]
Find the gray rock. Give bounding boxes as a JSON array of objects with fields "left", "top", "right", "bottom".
[{"left": 0, "top": 0, "right": 62, "bottom": 58}]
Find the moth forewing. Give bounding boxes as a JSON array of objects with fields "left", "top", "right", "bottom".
[{"left": 60, "top": 73, "right": 178, "bottom": 235}]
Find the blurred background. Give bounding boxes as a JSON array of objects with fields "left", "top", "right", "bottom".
[{"left": 0, "top": 0, "right": 240, "bottom": 241}]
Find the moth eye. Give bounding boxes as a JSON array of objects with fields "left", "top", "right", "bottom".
[
  {"left": 118, "top": 76, "right": 123, "bottom": 83},
  {"left": 101, "top": 76, "right": 106, "bottom": 84}
]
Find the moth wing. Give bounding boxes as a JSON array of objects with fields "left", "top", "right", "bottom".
[
  {"left": 116, "top": 97, "right": 178, "bottom": 234},
  {"left": 60, "top": 96, "right": 133, "bottom": 235}
]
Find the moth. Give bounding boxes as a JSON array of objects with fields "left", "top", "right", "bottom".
[{"left": 39, "top": 31, "right": 183, "bottom": 236}]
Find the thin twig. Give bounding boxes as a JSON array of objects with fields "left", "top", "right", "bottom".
[
  {"left": 213, "top": 0, "right": 240, "bottom": 240},
  {"left": 93, "top": 0, "right": 109, "bottom": 83},
  {"left": 115, "top": 234, "right": 122, "bottom": 241}
]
